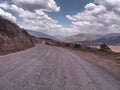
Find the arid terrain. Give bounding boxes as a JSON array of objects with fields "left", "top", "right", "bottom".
[
  {"left": 0, "top": 44, "right": 120, "bottom": 90},
  {"left": 91, "top": 46, "right": 120, "bottom": 53},
  {"left": 0, "top": 17, "right": 34, "bottom": 55},
  {"left": 0, "top": 17, "right": 120, "bottom": 90},
  {"left": 0, "top": 0, "right": 120, "bottom": 90},
  {"left": 109, "top": 46, "right": 120, "bottom": 53}
]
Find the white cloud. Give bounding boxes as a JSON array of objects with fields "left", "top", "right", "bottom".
[
  {"left": 0, "top": 1, "right": 77, "bottom": 37},
  {"left": 12, "top": 0, "right": 60, "bottom": 12},
  {"left": 87, "top": 5, "right": 106, "bottom": 15},
  {"left": 0, "top": 2, "right": 65, "bottom": 36},
  {"left": 0, "top": 0, "right": 120, "bottom": 37},
  {"left": 95, "top": 0, "right": 120, "bottom": 8},
  {"left": 85, "top": 3, "right": 96, "bottom": 11},
  {"left": 16, "top": 9, "right": 64, "bottom": 36},
  {"left": 66, "top": 0, "right": 120, "bottom": 34},
  {"left": 0, "top": 2, "right": 9, "bottom": 9},
  {"left": 66, "top": 15, "right": 76, "bottom": 21},
  {"left": 0, "top": 8, "right": 16, "bottom": 22},
  {"left": 95, "top": 0, "right": 120, "bottom": 14}
]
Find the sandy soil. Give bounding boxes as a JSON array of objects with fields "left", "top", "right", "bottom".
[
  {"left": 109, "top": 46, "right": 120, "bottom": 53},
  {"left": 91, "top": 46, "right": 120, "bottom": 53}
]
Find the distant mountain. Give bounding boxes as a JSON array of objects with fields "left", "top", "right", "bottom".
[
  {"left": 0, "top": 16, "right": 34, "bottom": 54},
  {"left": 102, "top": 33, "right": 120, "bottom": 39},
  {"left": 27, "top": 30, "right": 58, "bottom": 40},
  {"left": 65, "top": 33, "right": 103, "bottom": 42},
  {"left": 77, "top": 33, "right": 120, "bottom": 45},
  {"left": 65, "top": 33, "right": 120, "bottom": 45}
]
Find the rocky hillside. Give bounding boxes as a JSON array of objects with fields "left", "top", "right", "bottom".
[{"left": 0, "top": 17, "right": 34, "bottom": 54}]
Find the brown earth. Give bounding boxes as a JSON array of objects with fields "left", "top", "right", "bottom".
[
  {"left": 0, "top": 17, "right": 34, "bottom": 55},
  {"left": 74, "top": 51, "right": 120, "bottom": 78}
]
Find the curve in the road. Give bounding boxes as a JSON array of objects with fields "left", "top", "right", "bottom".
[{"left": 0, "top": 44, "right": 120, "bottom": 90}]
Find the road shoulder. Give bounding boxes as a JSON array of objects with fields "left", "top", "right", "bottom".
[{"left": 72, "top": 50, "right": 120, "bottom": 79}]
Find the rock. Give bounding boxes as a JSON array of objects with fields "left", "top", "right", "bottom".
[{"left": 0, "top": 17, "right": 34, "bottom": 54}]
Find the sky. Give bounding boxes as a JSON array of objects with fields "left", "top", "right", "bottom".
[
  {"left": 47, "top": 0, "right": 93, "bottom": 27},
  {"left": 0, "top": 0, "right": 120, "bottom": 37}
]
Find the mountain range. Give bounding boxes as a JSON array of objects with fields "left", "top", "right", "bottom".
[
  {"left": 27, "top": 30, "right": 57, "bottom": 40},
  {"left": 65, "top": 34, "right": 102, "bottom": 42},
  {"left": 65, "top": 33, "right": 120, "bottom": 45},
  {"left": 0, "top": 16, "right": 120, "bottom": 55}
]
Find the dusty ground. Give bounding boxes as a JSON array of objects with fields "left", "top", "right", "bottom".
[
  {"left": 74, "top": 51, "right": 120, "bottom": 78},
  {"left": 91, "top": 46, "right": 120, "bottom": 53},
  {"left": 0, "top": 44, "right": 119, "bottom": 90},
  {"left": 109, "top": 46, "right": 120, "bottom": 53}
]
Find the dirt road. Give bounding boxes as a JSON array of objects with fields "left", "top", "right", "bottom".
[{"left": 0, "top": 44, "right": 120, "bottom": 90}]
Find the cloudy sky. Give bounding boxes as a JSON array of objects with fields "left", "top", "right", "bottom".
[{"left": 0, "top": 0, "right": 120, "bottom": 37}]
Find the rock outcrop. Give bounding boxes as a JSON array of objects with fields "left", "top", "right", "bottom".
[{"left": 0, "top": 17, "right": 34, "bottom": 54}]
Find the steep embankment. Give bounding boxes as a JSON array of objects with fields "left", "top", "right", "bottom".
[{"left": 0, "top": 17, "right": 34, "bottom": 54}]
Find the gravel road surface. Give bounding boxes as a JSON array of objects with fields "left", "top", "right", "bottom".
[{"left": 0, "top": 44, "right": 120, "bottom": 90}]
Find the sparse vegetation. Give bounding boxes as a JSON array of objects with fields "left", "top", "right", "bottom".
[
  {"left": 73, "top": 43, "right": 81, "bottom": 48},
  {"left": 41, "top": 40, "right": 120, "bottom": 60},
  {"left": 100, "top": 43, "right": 112, "bottom": 52}
]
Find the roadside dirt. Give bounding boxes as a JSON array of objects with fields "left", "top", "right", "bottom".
[{"left": 75, "top": 51, "right": 120, "bottom": 78}]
